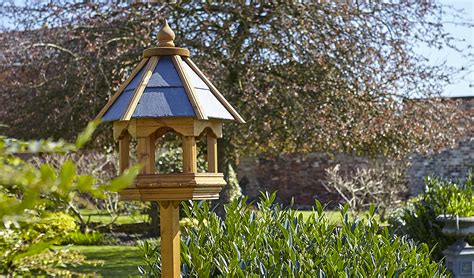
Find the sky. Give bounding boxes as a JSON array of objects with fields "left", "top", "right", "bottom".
[
  {"left": 417, "top": 0, "right": 473, "bottom": 97},
  {"left": 1, "top": 1, "right": 473, "bottom": 97}
]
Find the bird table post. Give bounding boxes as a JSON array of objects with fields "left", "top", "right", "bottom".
[{"left": 95, "top": 21, "right": 245, "bottom": 278}]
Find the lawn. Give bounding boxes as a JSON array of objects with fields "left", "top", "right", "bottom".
[
  {"left": 298, "top": 210, "right": 341, "bottom": 223},
  {"left": 64, "top": 245, "right": 142, "bottom": 277},
  {"left": 297, "top": 210, "right": 386, "bottom": 225},
  {"left": 79, "top": 209, "right": 148, "bottom": 225}
]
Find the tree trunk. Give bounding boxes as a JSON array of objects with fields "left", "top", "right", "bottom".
[{"left": 149, "top": 201, "right": 160, "bottom": 236}]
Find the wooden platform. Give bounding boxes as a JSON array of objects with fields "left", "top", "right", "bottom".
[{"left": 119, "top": 173, "right": 225, "bottom": 201}]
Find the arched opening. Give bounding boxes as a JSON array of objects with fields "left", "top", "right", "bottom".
[
  {"left": 154, "top": 129, "right": 183, "bottom": 174},
  {"left": 199, "top": 128, "right": 218, "bottom": 173},
  {"left": 195, "top": 134, "right": 208, "bottom": 173}
]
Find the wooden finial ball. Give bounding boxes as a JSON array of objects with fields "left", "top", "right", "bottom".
[{"left": 158, "top": 20, "right": 175, "bottom": 47}]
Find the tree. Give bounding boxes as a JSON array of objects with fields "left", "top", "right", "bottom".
[{"left": 0, "top": 2, "right": 471, "bottom": 183}]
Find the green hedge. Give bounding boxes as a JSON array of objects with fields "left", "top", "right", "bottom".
[
  {"left": 139, "top": 193, "right": 446, "bottom": 277},
  {"left": 390, "top": 175, "right": 473, "bottom": 260}
]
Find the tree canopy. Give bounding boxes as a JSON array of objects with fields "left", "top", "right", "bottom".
[{"left": 0, "top": 1, "right": 471, "bottom": 159}]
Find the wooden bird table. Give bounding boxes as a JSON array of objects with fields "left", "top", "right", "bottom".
[{"left": 95, "top": 21, "right": 244, "bottom": 277}]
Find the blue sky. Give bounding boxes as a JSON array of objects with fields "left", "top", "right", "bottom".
[
  {"left": 418, "top": 0, "right": 473, "bottom": 97},
  {"left": 1, "top": 1, "right": 473, "bottom": 97}
]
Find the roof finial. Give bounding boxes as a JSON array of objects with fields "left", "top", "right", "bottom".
[{"left": 158, "top": 20, "right": 175, "bottom": 47}]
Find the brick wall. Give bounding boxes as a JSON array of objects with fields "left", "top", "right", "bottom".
[
  {"left": 237, "top": 97, "right": 473, "bottom": 207},
  {"left": 407, "top": 138, "right": 474, "bottom": 194},
  {"left": 238, "top": 153, "right": 368, "bottom": 209}
]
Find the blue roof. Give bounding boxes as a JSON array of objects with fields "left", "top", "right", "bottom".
[
  {"left": 101, "top": 55, "right": 239, "bottom": 122},
  {"left": 182, "top": 61, "right": 234, "bottom": 120}
]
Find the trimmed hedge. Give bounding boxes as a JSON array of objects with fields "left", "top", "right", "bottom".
[{"left": 139, "top": 193, "right": 446, "bottom": 277}]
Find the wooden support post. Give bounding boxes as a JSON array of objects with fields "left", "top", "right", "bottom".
[
  {"left": 137, "top": 134, "right": 156, "bottom": 174},
  {"left": 118, "top": 133, "right": 130, "bottom": 174},
  {"left": 207, "top": 135, "right": 218, "bottom": 173},
  {"left": 182, "top": 136, "right": 197, "bottom": 173},
  {"left": 160, "top": 200, "right": 181, "bottom": 278}
]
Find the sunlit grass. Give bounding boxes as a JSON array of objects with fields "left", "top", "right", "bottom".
[
  {"left": 63, "top": 245, "right": 142, "bottom": 277},
  {"left": 79, "top": 209, "right": 148, "bottom": 225},
  {"left": 297, "top": 210, "right": 386, "bottom": 225}
]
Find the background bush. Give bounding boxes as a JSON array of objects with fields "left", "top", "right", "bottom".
[
  {"left": 323, "top": 161, "right": 409, "bottom": 220},
  {"left": 139, "top": 193, "right": 445, "bottom": 277},
  {"left": 390, "top": 175, "right": 474, "bottom": 260},
  {"left": 62, "top": 231, "right": 104, "bottom": 246},
  {"left": 29, "top": 212, "right": 77, "bottom": 241}
]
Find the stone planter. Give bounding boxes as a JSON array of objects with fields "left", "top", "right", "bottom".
[{"left": 437, "top": 215, "right": 474, "bottom": 277}]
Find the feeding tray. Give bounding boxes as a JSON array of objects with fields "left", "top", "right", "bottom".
[{"left": 120, "top": 173, "right": 226, "bottom": 201}]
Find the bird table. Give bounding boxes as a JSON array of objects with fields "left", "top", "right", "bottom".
[{"left": 95, "top": 21, "right": 244, "bottom": 277}]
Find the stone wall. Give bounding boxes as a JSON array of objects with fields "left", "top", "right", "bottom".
[
  {"left": 407, "top": 138, "right": 473, "bottom": 194},
  {"left": 237, "top": 96, "right": 473, "bottom": 207},
  {"left": 406, "top": 96, "right": 474, "bottom": 194},
  {"left": 238, "top": 153, "right": 368, "bottom": 209}
]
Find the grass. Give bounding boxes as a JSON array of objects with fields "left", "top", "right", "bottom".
[
  {"left": 79, "top": 209, "right": 147, "bottom": 225},
  {"left": 297, "top": 210, "right": 341, "bottom": 223},
  {"left": 63, "top": 245, "right": 142, "bottom": 277},
  {"left": 297, "top": 210, "right": 386, "bottom": 225}
]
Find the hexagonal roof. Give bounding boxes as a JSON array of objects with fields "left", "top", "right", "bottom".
[{"left": 95, "top": 22, "right": 244, "bottom": 124}]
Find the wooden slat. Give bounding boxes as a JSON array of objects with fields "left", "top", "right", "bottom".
[
  {"left": 183, "top": 58, "right": 245, "bottom": 123},
  {"left": 182, "top": 136, "right": 197, "bottom": 173},
  {"left": 95, "top": 58, "right": 149, "bottom": 120},
  {"left": 113, "top": 121, "right": 129, "bottom": 140},
  {"left": 135, "top": 173, "right": 225, "bottom": 187},
  {"left": 148, "top": 133, "right": 156, "bottom": 174},
  {"left": 119, "top": 188, "right": 141, "bottom": 201},
  {"left": 160, "top": 201, "right": 181, "bottom": 278},
  {"left": 121, "top": 56, "right": 159, "bottom": 121},
  {"left": 137, "top": 135, "right": 156, "bottom": 174},
  {"left": 118, "top": 133, "right": 130, "bottom": 174},
  {"left": 207, "top": 134, "right": 218, "bottom": 173},
  {"left": 171, "top": 55, "right": 207, "bottom": 120},
  {"left": 140, "top": 188, "right": 221, "bottom": 201}
]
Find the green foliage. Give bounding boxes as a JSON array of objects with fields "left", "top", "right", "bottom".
[
  {"left": 8, "top": 247, "right": 96, "bottom": 277},
  {"left": 139, "top": 193, "right": 445, "bottom": 277},
  {"left": 390, "top": 175, "right": 474, "bottom": 260},
  {"left": 221, "top": 163, "right": 242, "bottom": 203},
  {"left": 0, "top": 121, "right": 140, "bottom": 275},
  {"left": 138, "top": 239, "right": 161, "bottom": 277},
  {"left": 29, "top": 212, "right": 77, "bottom": 240},
  {"left": 62, "top": 231, "right": 104, "bottom": 246},
  {"left": 155, "top": 136, "right": 207, "bottom": 173},
  {"left": 179, "top": 217, "right": 200, "bottom": 232},
  {"left": 0, "top": 120, "right": 141, "bottom": 224},
  {"left": 0, "top": 224, "right": 98, "bottom": 277}
]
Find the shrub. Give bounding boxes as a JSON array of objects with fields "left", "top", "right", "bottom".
[
  {"left": 62, "top": 231, "right": 104, "bottom": 246},
  {"left": 138, "top": 239, "right": 161, "bottom": 277},
  {"left": 223, "top": 163, "right": 242, "bottom": 203},
  {"left": 389, "top": 175, "right": 474, "bottom": 260},
  {"left": 323, "top": 162, "right": 408, "bottom": 220},
  {"left": 0, "top": 121, "right": 140, "bottom": 276},
  {"left": 31, "top": 212, "right": 77, "bottom": 240},
  {"left": 12, "top": 248, "right": 100, "bottom": 277},
  {"left": 139, "top": 193, "right": 445, "bottom": 277}
]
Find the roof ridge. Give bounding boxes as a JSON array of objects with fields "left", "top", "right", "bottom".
[
  {"left": 183, "top": 58, "right": 245, "bottom": 123},
  {"left": 121, "top": 56, "right": 159, "bottom": 121},
  {"left": 95, "top": 58, "right": 149, "bottom": 120},
  {"left": 171, "top": 55, "right": 207, "bottom": 120}
]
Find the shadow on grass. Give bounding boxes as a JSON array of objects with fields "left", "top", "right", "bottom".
[{"left": 64, "top": 245, "right": 142, "bottom": 277}]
